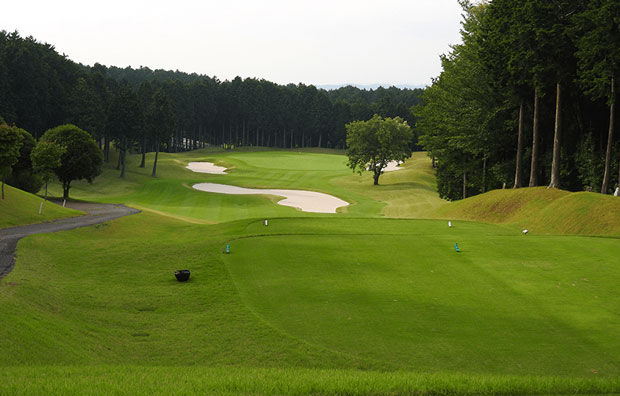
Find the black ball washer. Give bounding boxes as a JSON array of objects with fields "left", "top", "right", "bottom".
[{"left": 174, "top": 269, "right": 191, "bottom": 282}]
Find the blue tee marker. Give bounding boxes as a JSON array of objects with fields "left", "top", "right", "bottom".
[{"left": 454, "top": 243, "right": 460, "bottom": 252}]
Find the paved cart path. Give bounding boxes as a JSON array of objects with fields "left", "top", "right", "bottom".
[{"left": 0, "top": 202, "right": 139, "bottom": 281}]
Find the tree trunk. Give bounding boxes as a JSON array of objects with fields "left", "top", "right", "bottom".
[
  {"left": 120, "top": 137, "right": 127, "bottom": 179},
  {"left": 373, "top": 164, "right": 381, "bottom": 185},
  {"left": 529, "top": 87, "right": 540, "bottom": 187},
  {"left": 1, "top": 181, "right": 4, "bottom": 200},
  {"left": 601, "top": 76, "right": 615, "bottom": 194},
  {"left": 139, "top": 136, "right": 146, "bottom": 168},
  {"left": 548, "top": 82, "right": 562, "bottom": 189},
  {"left": 432, "top": 157, "right": 436, "bottom": 168},
  {"left": 617, "top": 156, "right": 620, "bottom": 193},
  {"left": 63, "top": 181, "right": 70, "bottom": 200},
  {"left": 318, "top": 133, "right": 323, "bottom": 148},
  {"left": 104, "top": 133, "right": 110, "bottom": 163},
  {"left": 462, "top": 171, "right": 467, "bottom": 199},
  {"left": 482, "top": 156, "right": 487, "bottom": 193},
  {"left": 152, "top": 138, "right": 160, "bottom": 177},
  {"left": 513, "top": 99, "right": 525, "bottom": 188},
  {"left": 242, "top": 121, "right": 246, "bottom": 146}
]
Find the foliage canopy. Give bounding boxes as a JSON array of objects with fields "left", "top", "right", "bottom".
[{"left": 346, "top": 115, "right": 413, "bottom": 185}]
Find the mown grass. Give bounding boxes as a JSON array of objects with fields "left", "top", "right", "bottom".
[
  {"left": 2, "top": 149, "right": 620, "bottom": 395},
  {"left": 225, "top": 218, "right": 620, "bottom": 377},
  {"left": 45, "top": 148, "right": 445, "bottom": 221},
  {"left": 0, "top": 184, "right": 82, "bottom": 228}
]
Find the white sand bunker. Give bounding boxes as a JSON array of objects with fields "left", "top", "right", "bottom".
[
  {"left": 367, "top": 161, "right": 404, "bottom": 172},
  {"left": 384, "top": 161, "right": 405, "bottom": 172},
  {"left": 192, "top": 183, "right": 349, "bottom": 213},
  {"left": 186, "top": 162, "right": 228, "bottom": 174}
]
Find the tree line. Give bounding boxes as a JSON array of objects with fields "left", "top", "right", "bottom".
[
  {"left": 416, "top": 0, "right": 619, "bottom": 200},
  {"left": 0, "top": 30, "right": 422, "bottom": 181}
]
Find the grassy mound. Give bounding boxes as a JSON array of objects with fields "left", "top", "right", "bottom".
[
  {"left": 0, "top": 184, "right": 82, "bottom": 228},
  {"left": 433, "top": 187, "right": 620, "bottom": 236}
]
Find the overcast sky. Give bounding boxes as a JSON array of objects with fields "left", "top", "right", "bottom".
[{"left": 1, "top": 0, "right": 464, "bottom": 87}]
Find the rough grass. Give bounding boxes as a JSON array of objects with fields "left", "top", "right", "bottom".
[
  {"left": 433, "top": 187, "right": 620, "bottom": 236},
  {"left": 2, "top": 366, "right": 619, "bottom": 396},
  {"left": 0, "top": 184, "right": 82, "bottom": 228}
]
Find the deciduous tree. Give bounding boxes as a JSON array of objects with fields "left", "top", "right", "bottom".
[
  {"left": 0, "top": 123, "right": 22, "bottom": 199},
  {"left": 30, "top": 141, "right": 65, "bottom": 200},
  {"left": 346, "top": 115, "right": 413, "bottom": 185},
  {"left": 40, "top": 124, "right": 102, "bottom": 200}
]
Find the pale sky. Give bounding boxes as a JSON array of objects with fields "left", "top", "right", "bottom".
[{"left": 1, "top": 0, "right": 464, "bottom": 87}]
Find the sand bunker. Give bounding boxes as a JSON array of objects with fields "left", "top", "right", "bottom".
[
  {"left": 367, "top": 161, "right": 404, "bottom": 172},
  {"left": 186, "top": 162, "right": 349, "bottom": 213},
  {"left": 192, "top": 183, "right": 349, "bottom": 213},
  {"left": 186, "top": 162, "right": 228, "bottom": 174},
  {"left": 384, "top": 161, "right": 404, "bottom": 172}
]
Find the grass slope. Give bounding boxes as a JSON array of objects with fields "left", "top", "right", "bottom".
[
  {"left": 0, "top": 184, "right": 82, "bottom": 228},
  {"left": 434, "top": 186, "right": 620, "bottom": 236}
]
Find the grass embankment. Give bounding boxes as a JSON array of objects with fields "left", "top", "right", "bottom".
[
  {"left": 434, "top": 186, "right": 620, "bottom": 236},
  {"left": 2, "top": 149, "right": 620, "bottom": 395},
  {"left": 0, "top": 184, "right": 82, "bottom": 228}
]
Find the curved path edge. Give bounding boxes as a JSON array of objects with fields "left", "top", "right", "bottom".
[{"left": 0, "top": 202, "right": 140, "bottom": 281}]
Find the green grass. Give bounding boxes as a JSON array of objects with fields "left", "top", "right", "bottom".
[
  {"left": 0, "top": 184, "right": 82, "bottom": 227},
  {"left": 225, "top": 218, "right": 620, "bottom": 377},
  {"left": 2, "top": 149, "right": 620, "bottom": 395},
  {"left": 434, "top": 186, "right": 620, "bottom": 236},
  {"left": 45, "top": 149, "right": 444, "bottom": 222},
  {"left": 2, "top": 366, "right": 619, "bottom": 396}
]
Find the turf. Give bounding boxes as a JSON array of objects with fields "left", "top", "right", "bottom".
[
  {"left": 2, "top": 366, "right": 619, "bottom": 396},
  {"left": 225, "top": 218, "right": 620, "bottom": 377},
  {"left": 45, "top": 149, "right": 445, "bottom": 221},
  {"left": 433, "top": 186, "right": 620, "bottom": 236},
  {"left": 2, "top": 149, "right": 620, "bottom": 395},
  {"left": 0, "top": 184, "right": 82, "bottom": 228}
]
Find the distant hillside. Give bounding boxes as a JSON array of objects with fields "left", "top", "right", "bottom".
[
  {"left": 433, "top": 187, "right": 620, "bottom": 236},
  {"left": 0, "top": 185, "right": 82, "bottom": 228},
  {"left": 318, "top": 83, "right": 425, "bottom": 90}
]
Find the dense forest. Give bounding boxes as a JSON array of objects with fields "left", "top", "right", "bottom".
[
  {"left": 416, "top": 0, "right": 619, "bottom": 199},
  {"left": 0, "top": 30, "right": 421, "bottom": 163}
]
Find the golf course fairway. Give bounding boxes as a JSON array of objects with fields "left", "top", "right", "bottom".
[{"left": 1, "top": 149, "right": 619, "bottom": 395}]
